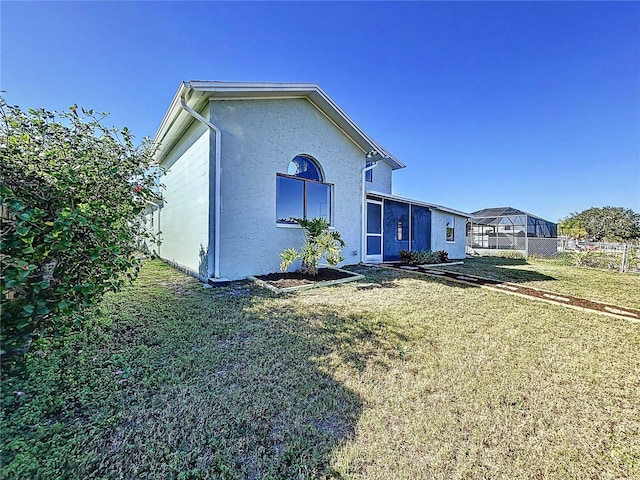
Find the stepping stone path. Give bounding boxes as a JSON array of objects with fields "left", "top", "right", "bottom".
[{"left": 381, "top": 264, "right": 640, "bottom": 322}]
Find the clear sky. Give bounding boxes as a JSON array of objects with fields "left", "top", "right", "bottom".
[{"left": 2, "top": 1, "right": 639, "bottom": 222}]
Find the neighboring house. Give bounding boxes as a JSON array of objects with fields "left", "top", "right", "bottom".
[
  {"left": 466, "top": 207, "right": 558, "bottom": 257},
  {"left": 148, "top": 81, "right": 471, "bottom": 283}
]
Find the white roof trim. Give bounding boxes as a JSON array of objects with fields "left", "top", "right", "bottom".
[
  {"left": 153, "top": 81, "right": 405, "bottom": 170},
  {"left": 366, "top": 191, "right": 473, "bottom": 218}
]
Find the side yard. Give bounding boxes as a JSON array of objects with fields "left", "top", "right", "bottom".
[
  {"left": 436, "top": 255, "right": 640, "bottom": 310},
  {"left": 2, "top": 260, "right": 639, "bottom": 479}
]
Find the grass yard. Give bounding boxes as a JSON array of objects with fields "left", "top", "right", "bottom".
[
  {"left": 435, "top": 256, "right": 640, "bottom": 310},
  {"left": 2, "top": 259, "right": 639, "bottom": 479}
]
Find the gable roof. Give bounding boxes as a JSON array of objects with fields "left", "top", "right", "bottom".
[{"left": 153, "top": 81, "right": 405, "bottom": 170}]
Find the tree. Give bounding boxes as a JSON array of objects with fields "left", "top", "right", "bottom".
[
  {"left": 279, "top": 217, "right": 345, "bottom": 276},
  {"left": 557, "top": 218, "right": 588, "bottom": 240},
  {"left": 0, "top": 99, "right": 162, "bottom": 359},
  {"left": 559, "top": 207, "right": 640, "bottom": 242}
]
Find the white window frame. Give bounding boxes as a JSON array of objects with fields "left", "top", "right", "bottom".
[
  {"left": 446, "top": 215, "right": 455, "bottom": 243},
  {"left": 276, "top": 173, "right": 333, "bottom": 225}
]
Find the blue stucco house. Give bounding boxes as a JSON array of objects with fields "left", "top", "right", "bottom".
[{"left": 148, "top": 81, "right": 470, "bottom": 282}]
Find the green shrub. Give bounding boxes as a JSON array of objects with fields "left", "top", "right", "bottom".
[
  {"left": 551, "top": 251, "right": 619, "bottom": 270},
  {"left": 549, "top": 252, "right": 575, "bottom": 266},
  {"left": 497, "top": 251, "right": 526, "bottom": 260},
  {"left": 571, "top": 251, "right": 620, "bottom": 269},
  {"left": 399, "top": 249, "right": 449, "bottom": 265},
  {"left": 0, "top": 100, "right": 161, "bottom": 359}
]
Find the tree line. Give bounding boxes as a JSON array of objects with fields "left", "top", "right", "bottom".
[{"left": 558, "top": 206, "right": 640, "bottom": 243}]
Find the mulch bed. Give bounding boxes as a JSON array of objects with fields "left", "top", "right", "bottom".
[
  {"left": 254, "top": 268, "right": 358, "bottom": 289},
  {"left": 385, "top": 264, "right": 640, "bottom": 321}
]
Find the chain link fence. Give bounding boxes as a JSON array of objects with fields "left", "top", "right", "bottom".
[{"left": 557, "top": 237, "right": 640, "bottom": 273}]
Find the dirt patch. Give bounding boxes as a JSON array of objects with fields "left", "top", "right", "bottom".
[
  {"left": 383, "top": 264, "right": 640, "bottom": 321},
  {"left": 254, "top": 268, "right": 358, "bottom": 289}
]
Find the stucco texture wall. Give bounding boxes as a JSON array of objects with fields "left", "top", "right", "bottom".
[
  {"left": 210, "top": 98, "right": 366, "bottom": 280},
  {"left": 365, "top": 160, "right": 392, "bottom": 194},
  {"left": 157, "top": 116, "right": 210, "bottom": 279},
  {"left": 430, "top": 210, "right": 467, "bottom": 259}
]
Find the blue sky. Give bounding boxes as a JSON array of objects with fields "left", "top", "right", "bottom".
[{"left": 2, "top": 1, "right": 639, "bottom": 222}]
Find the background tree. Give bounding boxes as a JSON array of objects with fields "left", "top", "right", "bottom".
[
  {"left": 557, "top": 218, "right": 588, "bottom": 240},
  {"left": 0, "top": 99, "right": 162, "bottom": 359},
  {"left": 559, "top": 207, "right": 640, "bottom": 242}
]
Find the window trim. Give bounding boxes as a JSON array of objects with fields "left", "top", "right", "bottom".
[{"left": 276, "top": 173, "right": 333, "bottom": 225}]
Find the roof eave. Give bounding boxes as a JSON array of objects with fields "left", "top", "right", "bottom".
[{"left": 366, "top": 191, "right": 473, "bottom": 218}]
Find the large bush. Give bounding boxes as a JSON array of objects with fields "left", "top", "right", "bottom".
[{"left": 0, "top": 100, "right": 161, "bottom": 358}]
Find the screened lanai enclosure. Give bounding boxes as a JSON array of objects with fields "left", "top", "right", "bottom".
[{"left": 467, "top": 207, "right": 558, "bottom": 257}]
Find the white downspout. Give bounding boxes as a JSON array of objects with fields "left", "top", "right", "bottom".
[
  {"left": 179, "top": 91, "right": 222, "bottom": 279},
  {"left": 361, "top": 160, "right": 379, "bottom": 263}
]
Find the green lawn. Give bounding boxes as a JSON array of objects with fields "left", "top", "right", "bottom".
[
  {"left": 435, "top": 256, "right": 640, "bottom": 309},
  {"left": 2, "top": 259, "right": 639, "bottom": 479}
]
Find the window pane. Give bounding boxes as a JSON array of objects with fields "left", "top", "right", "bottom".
[
  {"left": 446, "top": 215, "right": 455, "bottom": 242},
  {"left": 290, "top": 156, "right": 322, "bottom": 181},
  {"left": 367, "top": 202, "right": 382, "bottom": 234},
  {"left": 276, "top": 176, "right": 304, "bottom": 223},
  {"left": 306, "top": 182, "right": 330, "bottom": 222},
  {"left": 367, "top": 236, "right": 382, "bottom": 255},
  {"left": 365, "top": 162, "right": 373, "bottom": 182}
]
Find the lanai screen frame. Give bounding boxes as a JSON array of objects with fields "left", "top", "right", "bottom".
[{"left": 467, "top": 208, "right": 557, "bottom": 251}]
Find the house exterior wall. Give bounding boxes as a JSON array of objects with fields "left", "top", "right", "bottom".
[
  {"left": 365, "top": 160, "right": 392, "bottom": 194},
  {"left": 430, "top": 210, "right": 467, "bottom": 259},
  {"left": 157, "top": 115, "right": 210, "bottom": 279},
  {"left": 210, "top": 98, "right": 365, "bottom": 280}
]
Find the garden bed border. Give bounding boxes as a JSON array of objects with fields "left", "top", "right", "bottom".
[{"left": 247, "top": 267, "right": 365, "bottom": 295}]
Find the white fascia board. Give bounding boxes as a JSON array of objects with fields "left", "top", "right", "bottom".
[
  {"left": 152, "top": 85, "right": 210, "bottom": 164},
  {"left": 366, "top": 191, "right": 473, "bottom": 218}
]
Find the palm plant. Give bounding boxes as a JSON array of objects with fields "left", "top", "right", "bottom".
[{"left": 279, "top": 218, "right": 345, "bottom": 276}]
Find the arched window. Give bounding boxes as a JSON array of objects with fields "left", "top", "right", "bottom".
[
  {"left": 287, "top": 155, "right": 323, "bottom": 181},
  {"left": 276, "top": 155, "right": 332, "bottom": 224}
]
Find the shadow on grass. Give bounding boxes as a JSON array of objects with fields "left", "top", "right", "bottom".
[
  {"left": 431, "top": 256, "right": 557, "bottom": 284},
  {"left": 2, "top": 263, "right": 414, "bottom": 480}
]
